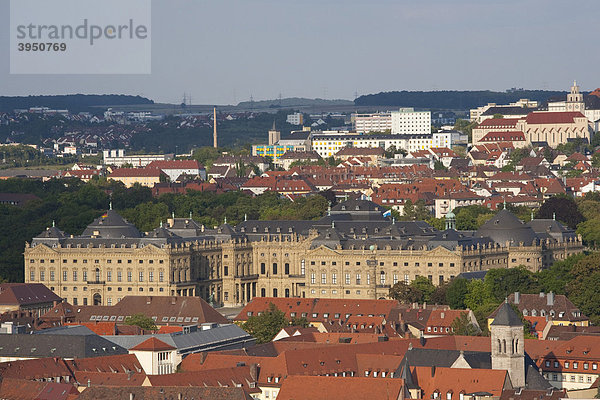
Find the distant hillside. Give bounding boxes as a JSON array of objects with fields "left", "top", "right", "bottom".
[
  {"left": 237, "top": 97, "right": 353, "bottom": 109},
  {"left": 0, "top": 94, "right": 154, "bottom": 113},
  {"left": 354, "top": 90, "right": 567, "bottom": 110}
]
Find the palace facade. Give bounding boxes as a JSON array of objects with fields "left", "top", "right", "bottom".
[{"left": 24, "top": 200, "right": 583, "bottom": 307}]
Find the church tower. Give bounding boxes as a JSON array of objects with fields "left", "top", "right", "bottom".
[
  {"left": 491, "top": 302, "right": 525, "bottom": 388},
  {"left": 566, "top": 80, "right": 585, "bottom": 112},
  {"left": 268, "top": 121, "right": 281, "bottom": 145}
]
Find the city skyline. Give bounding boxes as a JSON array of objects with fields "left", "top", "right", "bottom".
[{"left": 1, "top": 0, "right": 599, "bottom": 104}]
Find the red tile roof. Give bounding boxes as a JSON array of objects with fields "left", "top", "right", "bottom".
[
  {"left": 109, "top": 168, "right": 162, "bottom": 178},
  {"left": 235, "top": 298, "right": 399, "bottom": 323},
  {"left": 146, "top": 160, "right": 202, "bottom": 170},
  {"left": 277, "top": 376, "right": 403, "bottom": 400},
  {"left": 477, "top": 118, "right": 521, "bottom": 129},
  {"left": 71, "top": 296, "right": 227, "bottom": 326},
  {"left": 73, "top": 371, "right": 146, "bottom": 387},
  {"left": 130, "top": 337, "right": 176, "bottom": 351},
  {"left": 414, "top": 366, "right": 507, "bottom": 399},
  {"left": 0, "top": 283, "right": 61, "bottom": 307},
  {"left": 145, "top": 367, "right": 259, "bottom": 393},
  {"left": 0, "top": 378, "right": 78, "bottom": 400},
  {"left": 480, "top": 131, "right": 526, "bottom": 142},
  {"left": 66, "top": 354, "right": 143, "bottom": 374},
  {"left": 525, "top": 111, "right": 586, "bottom": 124}
]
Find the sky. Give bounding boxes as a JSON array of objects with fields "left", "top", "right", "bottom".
[{"left": 1, "top": 0, "right": 599, "bottom": 104}]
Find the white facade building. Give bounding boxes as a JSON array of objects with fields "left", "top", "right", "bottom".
[
  {"left": 353, "top": 112, "right": 392, "bottom": 133},
  {"left": 391, "top": 108, "right": 431, "bottom": 135},
  {"left": 310, "top": 132, "right": 457, "bottom": 158},
  {"left": 286, "top": 112, "right": 304, "bottom": 126},
  {"left": 102, "top": 149, "right": 171, "bottom": 167}
]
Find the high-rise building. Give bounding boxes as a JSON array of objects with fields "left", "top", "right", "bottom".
[
  {"left": 391, "top": 108, "right": 431, "bottom": 135},
  {"left": 353, "top": 112, "right": 392, "bottom": 134}
]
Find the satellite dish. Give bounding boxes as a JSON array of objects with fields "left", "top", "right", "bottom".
[{"left": 369, "top": 245, "right": 375, "bottom": 251}]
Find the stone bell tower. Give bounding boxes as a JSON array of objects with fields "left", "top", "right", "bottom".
[{"left": 491, "top": 302, "right": 525, "bottom": 388}]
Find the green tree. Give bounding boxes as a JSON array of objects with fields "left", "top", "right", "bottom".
[
  {"left": 454, "top": 205, "right": 494, "bottom": 230},
  {"left": 536, "top": 196, "right": 584, "bottom": 229},
  {"left": 484, "top": 267, "right": 538, "bottom": 303},
  {"left": 434, "top": 161, "right": 447, "bottom": 171},
  {"left": 290, "top": 316, "right": 310, "bottom": 328},
  {"left": 445, "top": 278, "right": 469, "bottom": 309},
  {"left": 125, "top": 313, "right": 158, "bottom": 331},
  {"left": 592, "top": 152, "right": 600, "bottom": 168},
  {"left": 426, "top": 217, "right": 445, "bottom": 231},
  {"left": 192, "top": 147, "right": 221, "bottom": 168},
  {"left": 430, "top": 282, "right": 448, "bottom": 305},
  {"left": 411, "top": 276, "right": 436, "bottom": 302},
  {"left": 464, "top": 279, "right": 495, "bottom": 311},
  {"left": 388, "top": 281, "right": 423, "bottom": 303},
  {"left": 454, "top": 119, "right": 477, "bottom": 141},
  {"left": 241, "top": 303, "right": 288, "bottom": 343},
  {"left": 450, "top": 312, "right": 480, "bottom": 336},
  {"left": 402, "top": 199, "right": 414, "bottom": 219}
]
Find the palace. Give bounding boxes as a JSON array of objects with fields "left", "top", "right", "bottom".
[{"left": 24, "top": 200, "right": 583, "bottom": 307}]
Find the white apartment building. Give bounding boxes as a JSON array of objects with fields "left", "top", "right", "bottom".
[
  {"left": 470, "top": 99, "right": 539, "bottom": 122},
  {"left": 286, "top": 112, "right": 304, "bottom": 126},
  {"left": 353, "top": 112, "right": 392, "bottom": 133},
  {"left": 310, "top": 132, "right": 456, "bottom": 158},
  {"left": 390, "top": 108, "right": 431, "bottom": 134},
  {"left": 102, "top": 149, "right": 172, "bottom": 167}
]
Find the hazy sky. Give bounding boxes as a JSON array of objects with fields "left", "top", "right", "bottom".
[{"left": 1, "top": 0, "right": 599, "bottom": 104}]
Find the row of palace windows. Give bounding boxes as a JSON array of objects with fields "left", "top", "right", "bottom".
[
  {"left": 309, "top": 261, "right": 456, "bottom": 268},
  {"left": 61, "top": 286, "right": 165, "bottom": 293},
  {"left": 258, "top": 263, "right": 290, "bottom": 275},
  {"left": 30, "top": 259, "right": 166, "bottom": 265},
  {"left": 30, "top": 269, "right": 166, "bottom": 283},
  {"left": 309, "top": 272, "right": 454, "bottom": 286}
]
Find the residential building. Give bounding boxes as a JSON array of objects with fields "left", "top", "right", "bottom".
[
  {"left": 286, "top": 112, "right": 304, "bottom": 126},
  {"left": 277, "top": 376, "right": 404, "bottom": 400},
  {"left": 102, "top": 149, "right": 171, "bottom": 167},
  {"left": 352, "top": 112, "right": 392, "bottom": 133},
  {"left": 129, "top": 337, "right": 178, "bottom": 375},
  {"left": 311, "top": 132, "right": 457, "bottom": 158},
  {"left": 146, "top": 160, "right": 205, "bottom": 181},
  {"left": 391, "top": 108, "right": 431, "bottom": 134},
  {"left": 61, "top": 295, "right": 228, "bottom": 327},
  {"left": 0, "top": 329, "right": 128, "bottom": 362},
  {"left": 0, "top": 283, "right": 61, "bottom": 316},
  {"left": 108, "top": 168, "right": 164, "bottom": 188},
  {"left": 273, "top": 151, "right": 321, "bottom": 170},
  {"left": 535, "top": 336, "right": 600, "bottom": 390},
  {"left": 470, "top": 99, "right": 539, "bottom": 122},
  {"left": 488, "top": 292, "right": 589, "bottom": 329}
]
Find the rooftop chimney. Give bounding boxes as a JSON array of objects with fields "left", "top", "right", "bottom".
[
  {"left": 250, "top": 363, "right": 258, "bottom": 381},
  {"left": 547, "top": 292, "right": 554, "bottom": 306},
  {"left": 514, "top": 292, "right": 520, "bottom": 304}
]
